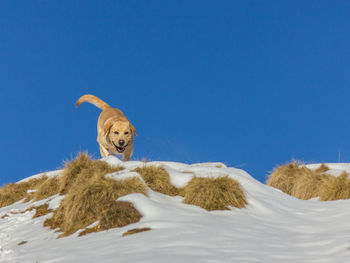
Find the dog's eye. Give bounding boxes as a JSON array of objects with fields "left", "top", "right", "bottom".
[
  {"left": 124, "top": 131, "right": 129, "bottom": 135},
  {"left": 114, "top": 131, "right": 119, "bottom": 135}
]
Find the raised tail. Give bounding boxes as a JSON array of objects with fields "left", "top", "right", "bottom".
[{"left": 75, "top": 94, "right": 111, "bottom": 111}]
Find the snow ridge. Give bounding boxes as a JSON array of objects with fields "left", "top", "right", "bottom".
[{"left": 1, "top": 157, "right": 350, "bottom": 263}]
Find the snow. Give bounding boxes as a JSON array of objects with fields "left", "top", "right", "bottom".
[
  {"left": 1, "top": 156, "right": 350, "bottom": 262},
  {"left": 18, "top": 170, "right": 63, "bottom": 183},
  {"left": 107, "top": 170, "right": 144, "bottom": 182},
  {"left": 307, "top": 163, "right": 350, "bottom": 177}
]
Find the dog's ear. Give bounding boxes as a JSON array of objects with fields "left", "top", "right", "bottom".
[
  {"left": 103, "top": 118, "right": 115, "bottom": 136},
  {"left": 130, "top": 123, "right": 138, "bottom": 136}
]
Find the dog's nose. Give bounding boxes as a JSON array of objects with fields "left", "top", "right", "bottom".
[{"left": 119, "top": 140, "right": 125, "bottom": 146}]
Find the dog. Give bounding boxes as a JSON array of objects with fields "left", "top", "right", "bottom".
[{"left": 75, "top": 94, "right": 137, "bottom": 161}]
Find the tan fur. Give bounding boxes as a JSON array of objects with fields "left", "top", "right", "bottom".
[{"left": 76, "top": 94, "right": 137, "bottom": 161}]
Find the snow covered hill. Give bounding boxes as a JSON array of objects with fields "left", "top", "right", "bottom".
[{"left": 1, "top": 157, "right": 350, "bottom": 263}]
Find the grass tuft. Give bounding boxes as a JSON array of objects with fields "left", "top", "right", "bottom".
[
  {"left": 183, "top": 176, "right": 247, "bottom": 210},
  {"left": 315, "top": 163, "right": 330, "bottom": 173},
  {"left": 134, "top": 166, "right": 182, "bottom": 196},
  {"left": 58, "top": 153, "right": 123, "bottom": 195},
  {"left": 32, "top": 204, "right": 53, "bottom": 218},
  {"left": 0, "top": 176, "right": 48, "bottom": 208},
  {"left": 0, "top": 153, "right": 146, "bottom": 237},
  {"left": 23, "top": 204, "right": 53, "bottom": 218},
  {"left": 266, "top": 162, "right": 332, "bottom": 199},
  {"left": 79, "top": 201, "right": 142, "bottom": 236},
  {"left": 266, "top": 162, "right": 304, "bottom": 195},
  {"left": 318, "top": 172, "right": 350, "bottom": 201},
  {"left": 44, "top": 154, "right": 145, "bottom": 237},
  {"left": 33, "top": 177, "right": 60, "bottom": 201},
  {"left": 290, "top": 172, "right": 332, "bottom": 200},
  {"left": 267, "top": 162, "right": 350, "bottom": 201}
]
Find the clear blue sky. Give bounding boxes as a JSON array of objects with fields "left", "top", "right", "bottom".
[{"left": 1, "top": 1, "right": 349, "bottom": 184}]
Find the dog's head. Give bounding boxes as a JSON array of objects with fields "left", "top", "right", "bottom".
[{"left": 104, "top": 119, "right": 137, "bottom": 153}]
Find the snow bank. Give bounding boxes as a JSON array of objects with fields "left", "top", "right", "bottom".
[{"left": 1, "top": 157, "right": 350, "bottom": 263}]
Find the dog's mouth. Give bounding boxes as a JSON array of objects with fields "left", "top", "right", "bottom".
[{"left": 112, "top": 142, "right": 128, "bottom": 153}]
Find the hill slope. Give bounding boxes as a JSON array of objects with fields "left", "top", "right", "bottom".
[{"left": 1, "top": 157, "right": 350, "bottom": 263}]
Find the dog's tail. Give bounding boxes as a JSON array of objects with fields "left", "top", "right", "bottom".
[{"left": 75, "top": 94, "right": 111, "bottom": 111}]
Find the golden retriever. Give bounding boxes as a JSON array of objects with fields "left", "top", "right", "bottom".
[{"left": 75, "top": 94, "right": 137, "bottom": 161}]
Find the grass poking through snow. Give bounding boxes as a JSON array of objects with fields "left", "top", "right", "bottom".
[
  {"left": 44, "top": 153, "right": 146, "bottom": 237},
  {"left": 0, "top": 176, "right": 48, "bottom": 208},
  {"left": 267, "top": 162, "right": 350, "bottom": 201},
  {"left": 79, "top": 201, "right": 143, "bottom": 236},
  {"left": 318, "top": 172, "right": 350, "bottom": 201},
  {"left": 134, "top": 166, "right": 182, "bottom": 196},
  {"left": 58, "top": 153, "right": 123, "bottom": 195},
  {"left": 23, "top": 204, "right": 54, "bottom": 218},
  {"left": 183, "top": 176, "right": 247, "bottom": 210},
  {"left": 33, "top": 177, "right": 60, "bottom": 201}
]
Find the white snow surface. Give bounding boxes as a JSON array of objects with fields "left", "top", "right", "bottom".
[{"left": 1, "top": 157, "right": 350, "bottom": 263}]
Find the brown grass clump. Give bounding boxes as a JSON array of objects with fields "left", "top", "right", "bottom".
[
  {"left": 21, "top": 203, "right": 53, "bottom": 218},
  {"left": 266, "top": 162, "right": 332, "bottom": 198},
  {"left": 315, "top": 163, "right": 330, "bottom": 173},
  {"left": 79, "top": 201, "right": 142, "bottom": 236},
  {"left": 122, "top": 227, "right": 152, "bottom": 237},
  {"left": 290, "top": 172, "right": 333, "bottom": 200},
  {"left": 45, "top": 167, "right": 146, "bottom": 237},
  {"left": 183, "top": 176, "right": 247, "bottom": 211},
  {"left": 58, "top": 153, "right": 123, "bottom": 195},
  {"left": 33, "top": 177, "right": 60, "bottom": 201},
  {"left": 43, "top": 153, "right": 145, "bottom": 237},
  {"left": 267, "top": 162, "right": 350, "bottom": 201},
  {"left": 266, "top": 162, "right": 306, "bottom": 195},
  {"left": 318, "top": 172, "right": 350, "bottom": 201},
  {"left": 134, "top": 166, "right": 182, "bottom": 196},
  {"left": 32, "top": 204, "right": 53, "bottom": 218},
  {"left": 1, "top": 153, "right": 147, "bottom": 238},
  {"left": 0, "top": 176, "right": 48, "bottom": 208}
]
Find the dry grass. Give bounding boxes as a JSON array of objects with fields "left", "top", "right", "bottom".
[
  {"left": 134, "top": 166, "right": 182, "bottom": 196},
  {"left": 44, "top": 153, "right": 146, "bottom": 237},
  {"left": 290, "top": 172, "right": 332, "bottom": 200},
  {"left": 22, "top": 204, "right": 53, "bottom": 218},
  {"left": 33, "top": 177, "right": 60, "bottom": 201},
  {"left": 315, "top": 163, "right": 330, "bottom": 173},
  {"left": 266, "top": 162, "right": 305, "bottom": 195},
  {"left": 0, "top": 153, "right": 147, "bottom": 238},
  {"left": 0, "top": 153, "right": 123, "bottom": 208},
  {"left": 266, "top": 162, "right": 332, "bottom": 198},
  {"left": 318, "top": 172, "right": 350, "bottom": 201},
  {"left": 32, "top": 204, "right": 53, "bottom": 218},
  {"left": 58, "top": 153, "right": 123, "bottom": 195},
  {"left": 0, "top": 176, "right": 48, "bottom": 208},
  {"left": 79, "top": 201, "right": 142, "bottom": 236},
  {"left": 49, "top": 176, "right": 145, "bottom": 237},
  {"left": 183, "top": 176, "right": 247, "bottom": 211},
  {"left": 122, "top": 227, "right": 152, "bottom": 237},
  {"left": 267, "top": 162, "right": 350, "bottom": 201}
]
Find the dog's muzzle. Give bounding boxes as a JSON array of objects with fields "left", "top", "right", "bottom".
[{"left": 113, "top": 141, "right": 127, "bottom": 153}]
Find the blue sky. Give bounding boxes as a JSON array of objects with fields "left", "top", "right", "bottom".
[{"left": 1, "top": 1, "right": 349, "bottom": 184}]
